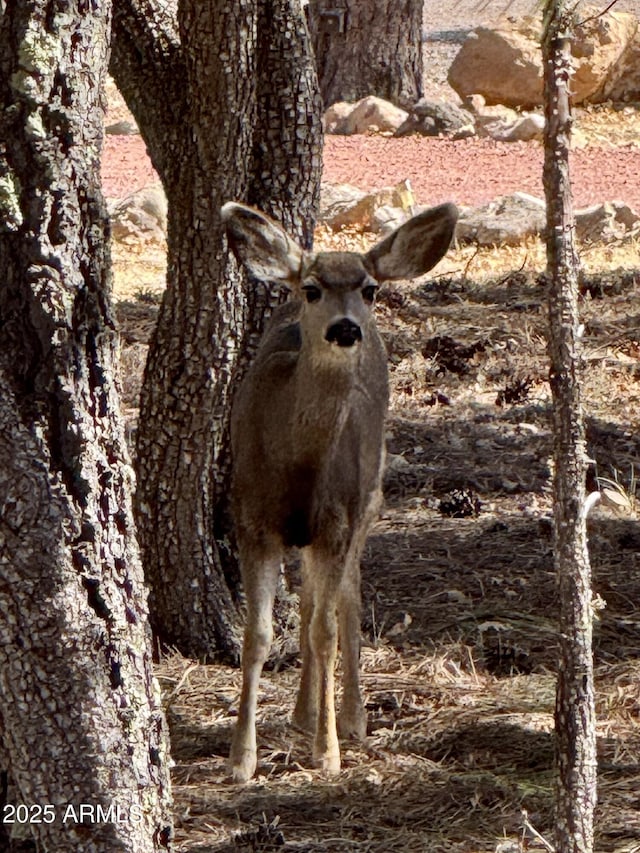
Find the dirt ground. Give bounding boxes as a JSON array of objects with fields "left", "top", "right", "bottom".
[{"left": 106, "top": 4, "right": 640, "bottom": 851}]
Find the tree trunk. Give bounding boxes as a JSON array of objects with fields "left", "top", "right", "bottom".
[
  {"left": 542, "top": 4, "right": 597, "bottom": 852},
  {"left": 307, "top": 0, "right": 424, "bottom": 108},
  {"left": 111, "top": 0, "right": 323, "bottom": 661},
  {"left": 0, "top": 3, "right": 173, "bottom": 851}
]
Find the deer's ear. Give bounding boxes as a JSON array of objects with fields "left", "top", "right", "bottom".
[
  {"left": 365, "top": 203, "right": 458, "bottom": 282},
  {"left": 221, "top": 202, "right": 303, "bottom": 284}
]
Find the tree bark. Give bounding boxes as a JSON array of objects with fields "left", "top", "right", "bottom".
[
  {"left": 542, "top": 4, "right": 597, "bottom": 852},
  {"left": 307, "top": 0, "right": 424, "bottom": 108},
  {"left": 111, "top": 0, "right": 323, "bottom": 661},
  {"left": 0, "top": 3, "right": 173, "bottom": 851}
]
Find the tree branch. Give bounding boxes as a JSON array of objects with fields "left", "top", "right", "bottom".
[{"left": 111, "top": 0, "right": 193, "bottom": 188}]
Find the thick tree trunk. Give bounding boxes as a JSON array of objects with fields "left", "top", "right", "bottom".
[
  {"left": 542, "top": 4, "right": 597, "bottom": 852},
  {"left": 112, "top": 0, "right": 322, "bottom": 661},
  {"left": 0, "top": 3, "right": 173, "bottom": 851},
  {"left": 307, "top": 0, "right": 424, "bottom": 108}
]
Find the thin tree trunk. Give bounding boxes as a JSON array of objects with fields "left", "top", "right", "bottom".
[
  {"left": 0, "top": 3, "right": 173, "bottom": 850},
  {"left": 542, "top": 4, "right": 597, "bottom": 852},
  {"left": 307, "top": 0, "right": 424, "bottom": 108},
  {"left": 112, "top": 0, "right": 322, "bottom": 661}
]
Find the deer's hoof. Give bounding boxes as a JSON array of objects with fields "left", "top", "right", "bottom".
[
  {"left": 338, "top": 707, "right": 367, "bottom": 741},
  {"left": 228, "top": 748, "right": 257, "bottom": 783},
  {"left": 313, "top": 748, "right": 341, "bottom": 777}
]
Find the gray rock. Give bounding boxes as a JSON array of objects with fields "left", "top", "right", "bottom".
[
  {"left": 457, "top": 193, "right": 546, "bottom": 246},
  {"left": 394, "top": 99, "right": 473, "bottom": 138},
  {"left": 109, "top": 184, "right": 167, "bottom": 243},
  {"left": 575, "top": 201, "right": 640, "bottom": 243}
]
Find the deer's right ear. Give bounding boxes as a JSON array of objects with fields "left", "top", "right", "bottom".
[{"left": 221, "top": 202, "right": 303, "bottom": 285}]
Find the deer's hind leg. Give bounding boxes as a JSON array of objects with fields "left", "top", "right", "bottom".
[{"left": 229, "top": 537, "right": 281, "bottom": 783}]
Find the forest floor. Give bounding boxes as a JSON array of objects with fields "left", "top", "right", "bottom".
[{"left": 105, "top": 3, "right": 640, "bottom": 850}]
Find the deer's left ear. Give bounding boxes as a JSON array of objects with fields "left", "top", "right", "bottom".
[
  {"left": 365, "top": 203, "right": 458, "bottom": 282},
  {"left": 221, "top": 202, "right": 303, "bottom": 285}
]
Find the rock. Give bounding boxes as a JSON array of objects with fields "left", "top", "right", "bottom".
[
  {"left": 339, "top": 96, "right": 409, "bottom": 135},
  {"left": 457, "top": 193, "right": 546, "bottom": 246},
  {"left": 572, "top": 10, "right": 638, "bottom": 103},
  {"left": 448, "top": 25, "right": 543, "bottom": 109},
  {"left": 109, "top": 184, "right": 167, "bottom": 243},
  {"left": 323, "top": 102, "right": 353, "bottom": 134},
  {"left": 105, "top": 119, "right": 139, "bottom": 136},
  {"left": 371, "top": 204, "right": 410, "bottom": 235},
  {"left": 318, "top": 180, "right": 415, "bottom": 232},
  {"left": 448, "top": 9, "right": 638, "bottom": 108},
  {"left": 477, "top": 111, "right": 545, "bottom": 142},
  {"left": 602, "top": 28, "right": 640, "bottom": 101},
  {"left": 394, "top": 99, "right": 473, "bottom": 137},
  {"left": 575, "top": 200, "right": 640, "bottom": 243},
  {"left": 318, "top": 183, "right": 367, "bottom": 226}
]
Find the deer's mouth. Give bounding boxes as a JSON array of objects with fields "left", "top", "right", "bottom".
[{"left": 325, "top": 318, "right": 363, "bottom": 348}]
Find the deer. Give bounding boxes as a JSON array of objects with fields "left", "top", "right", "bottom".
[{"left": 221, "top": 199, "right": 459, "bottom": 782}]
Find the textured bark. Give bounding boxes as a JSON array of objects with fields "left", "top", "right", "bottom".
[
  {"left": 111, "top": 0, "right": 323, "bottom": 660},
  {"left": 0, "top": 3, "right": 173, "bottom": 851},
  {"left": 542, "top": 4, "right": 597, "bottom": 852},
  {"left": 307, "top": 0, "right": 424, "bottom": 108}
]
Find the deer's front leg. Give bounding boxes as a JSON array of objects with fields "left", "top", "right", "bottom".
[
  {"left": 229, "top": 550, "right": 280, "bottom": 783},
  {"left": 337, "top": 560, "right": 367, "bottom": 741},
  {"left": 308, "top": 565, "right": 341, "bottom": 775}
]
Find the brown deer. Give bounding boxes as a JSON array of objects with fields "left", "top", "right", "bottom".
[{"left": 222, "top": 200, "right": 458, "bottom": 782}]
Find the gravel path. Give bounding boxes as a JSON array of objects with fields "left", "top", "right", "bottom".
[{"left": 102, "top": 1, "right": 640, "bottom": 211}]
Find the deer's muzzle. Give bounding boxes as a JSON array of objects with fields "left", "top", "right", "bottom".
[{"left": 325, "top": 318, "right": 363, "bottom": 348}]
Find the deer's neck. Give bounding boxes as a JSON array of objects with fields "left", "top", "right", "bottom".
[{"left": 291, "top": 345, "right": 358, "bottom": 462}]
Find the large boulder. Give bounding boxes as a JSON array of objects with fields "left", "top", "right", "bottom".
[
  {"left": 457, "top": 193, "right": 546, "bottom": 246},
  {"left": 602, "top": 28, "right": 640, "bottom": 101},
  {"left": 448, "top": 25, "right": 543, "bottom": 109},
  {"left": 448, "top": 10, "right": 638, "bottom": 108},
  {"left": 572, "top": 10, "right": 638, "bottom": 103}
]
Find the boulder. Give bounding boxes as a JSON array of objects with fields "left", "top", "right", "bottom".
[
  {"left": 323, "top": 102, "right": 353, "bottom": 134},
  {"left": 109, "top": 184, "right": 167, "bottom": 243},
  {"left": 448, "top": 9, "right": 638, "bottom": 108},
  {"left": 105, "top": 119, "right": 139, "bottom": 136},
  {"left": 394, "top": 99, "right": 473, "bottom": 138},
  {"left": 572, "top": 10, "right": 638, "bottom": 103},
  {"left": 457, "top": 193, "right": 546, "bottom": 246},
  {"left": 575, "top": 201, "right": 640, "bottom": 243},
  {"left": 476, "top": 107, "right": 544, "bottom": 142},
  {"left": 319, "top": 180, "right": 415, "bottom": 232},
  {"left": 338, "top": 96, "right": 409, "bottom": 135},
  {"left": 318, "top": 183, "right": 367, "bottom": 225},
  {"left": 448, "top": 26, "right": 543, "bottom": 109},
  {"left": 602, "top": 28, "right": 640, "bottom": 101}
]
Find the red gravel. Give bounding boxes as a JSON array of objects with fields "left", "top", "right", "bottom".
[{"left": 102, "top": 132, "right": 640, "bottom": 211}]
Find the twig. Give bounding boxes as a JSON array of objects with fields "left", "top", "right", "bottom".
[
  {"left": 578, "top": 0, "right": 621, "bottom": 27},
  {"left": 521, "top": 809, "right": 555, "bottom": 852}
]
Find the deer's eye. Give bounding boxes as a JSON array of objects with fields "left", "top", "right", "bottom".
[
  {"left": 362, "top": 284, "right": 377, "bottom": 304},
  {"left": 303, "top": 285, "right": 322, "bottom": 303}
]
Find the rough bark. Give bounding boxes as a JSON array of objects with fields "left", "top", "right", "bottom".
[
  {"left": 111, "top": 0, "right": 323, "bottom": 660},
  {"left": 0, "top": 2, "right": 173, "bottom": 851},
  {"left": 307, "top": 0, "right": 424, "bottom": 108},
  {"left": 542, "top": 4, "right": 597, "bottom": 852}
]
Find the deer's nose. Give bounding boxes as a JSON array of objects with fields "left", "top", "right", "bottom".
[{"left": 325, "top": 318, "right": 363, "bottom": 348}]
